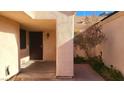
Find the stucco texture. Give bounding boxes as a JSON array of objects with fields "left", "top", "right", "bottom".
[
  {"left": 43, "top": 30, "right": 56, "bottom": 61},
  {"left": 74, "top": 12, "right": 124, "bottom": 76},
  {"left": 101, "top": 16, "right": 124, "bottom": 75},
  {"left": 26, "top": 11, "right": 74, "bottom": 77},
  {"left": 0, "top": 16, "right": 19, "bottom": 80},
  {"left": 56, "top": 12, "right": 74, "bottom": 77},
  {"left": 20, "top": 30, "right": 56, "bottom": 62},
  {"left": 0, "top": 11, "right": 74, "bottom": 79}
]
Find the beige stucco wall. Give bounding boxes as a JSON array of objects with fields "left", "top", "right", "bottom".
[
  {"left": 43, "top": 30, "right": 56, "bottom": 61},
  {"left": 25, "top": 11, "right": 74, "bottom": 77},
  {"left": 20, "top": 31, "right": 30, "bottom": 64},
  {"left": 74, "top": 45, "right": 87, "bottom": 57},
  {"left": 0, "top": 11, "right": 74, "bottom": 78},
  {"left": 99, "top": 16, "right": 124, "bottom": 75},
  {"left": 74, "top": 45, "right": 96, "bottom": 57},
  {"left": 74, "top": 16, "right": 105, "bottom": 58},
  {"left": 0, "top": 16, "right": 19, "bottom": 80},
  {"left": 20, "top": 30, "right": 56, "bottom": 62},
  {"left": 56, "top": 12, "right": 74, "bottom": 77},
  {"left": 74, "top": 12, "right": 124, "bottom": 76}
]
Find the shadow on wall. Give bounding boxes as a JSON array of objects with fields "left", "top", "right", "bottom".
[
  {"left": 20, "top": 31, "right": 29, "bottom": 58},
  {"left": 57, "top": 39, "right": 74, "bottom": 76},
  {"left": 74, "top": 23, "right": 105, "bottom": 58},
  {"left": 20, "top": 31, "right": 30, "bottom": 64},
  {"left": 74, "top": 14, "right": 124, "bottom": 77}
]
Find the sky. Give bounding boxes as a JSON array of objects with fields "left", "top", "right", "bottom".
[{"left": 76, "top": 11, "right": 113, "bottom": 16}]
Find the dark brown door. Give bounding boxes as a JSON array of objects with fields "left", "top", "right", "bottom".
[{"left": 29, "top": 32, "right": 43, "bottom": 60}]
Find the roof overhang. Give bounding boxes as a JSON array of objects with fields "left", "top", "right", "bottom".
[{"left": 0, "top": 11, "right": 56, "bottom": 31}]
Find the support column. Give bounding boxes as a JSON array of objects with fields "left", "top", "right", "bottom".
[{"left": 56, "top": 13, "right": 74, "bottom": 77}]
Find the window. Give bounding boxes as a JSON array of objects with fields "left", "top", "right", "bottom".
[{"left": 20, "top": 29, "right": 26, "bottom": 49}]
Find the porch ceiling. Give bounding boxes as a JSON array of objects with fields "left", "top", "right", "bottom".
[{"left": 0, "top": 11, "right": 56, "bottom": 31}]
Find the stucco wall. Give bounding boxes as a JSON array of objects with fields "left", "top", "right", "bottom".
[
  {"left": 74, "top": 45, "right": 96, "bottom": 58},
  {"left": 56, "top": 12, "right": 74, "bottom": 77},
  {"left": 0, "top": 11, "right": 74, "bottom": 78},
  {"left": 20, "top": 30, "right": 56, "bottom": 62},
  {"left": 20, "top": 31, "right": 30, "bottom": 64},
  {"left": 100, "top": 16, "right": 124, "bottom": 75},
  {"left": 0, "top": 16, "right": 19, "bottom": 80},
  {"left": 74, "top": 14, "right": 124, "bottom": 76},
  {"left": 74, "top": 16, "right": 105, "bottom": 58},
  {"left": 43, "top": 30, "right": 56, "bottom": 61}
]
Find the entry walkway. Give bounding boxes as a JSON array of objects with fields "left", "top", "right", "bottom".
[
  {"left": 74, "top": 64, "right": 104, "bottom": 81},
  {"left": 11, "top": 61, "right": 56, "bottom": 81},
  {"left": 10, "top": 61, "right": 104, "bottom": 81}
]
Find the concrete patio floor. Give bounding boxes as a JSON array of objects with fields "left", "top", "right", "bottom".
[{"left": 10, "top": 61, "right": 104, "bottom": 81}]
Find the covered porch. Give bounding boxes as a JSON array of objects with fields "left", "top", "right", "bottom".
[
  {"left": 0, "top": 11, "right": 74, "bottom": 80},
  {"left": 9, "top": 60, "right": 103, "bottom": 81},
  {"left": 11, "top": 61, "right": 56, "bottom": 81}
]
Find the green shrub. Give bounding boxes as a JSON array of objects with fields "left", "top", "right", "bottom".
[
  {"left": 74, "top": 55, "right": 124, "bottom": 80},
  {"left": 88, "top": 56, "right": 104, "bottom": 72},
  {"left": 88, "top": 56, "right": 124, "bottom": 81},
  {"left": 74, "top": 56, "right": 87, "bottom": 64},
  {"left": 109, "top": 66, "right": 124, "bottom": 81}
]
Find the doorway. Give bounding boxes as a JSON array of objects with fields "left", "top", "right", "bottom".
[{"left": 29, "top": 32, "right": 43, "bottom": 60}]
